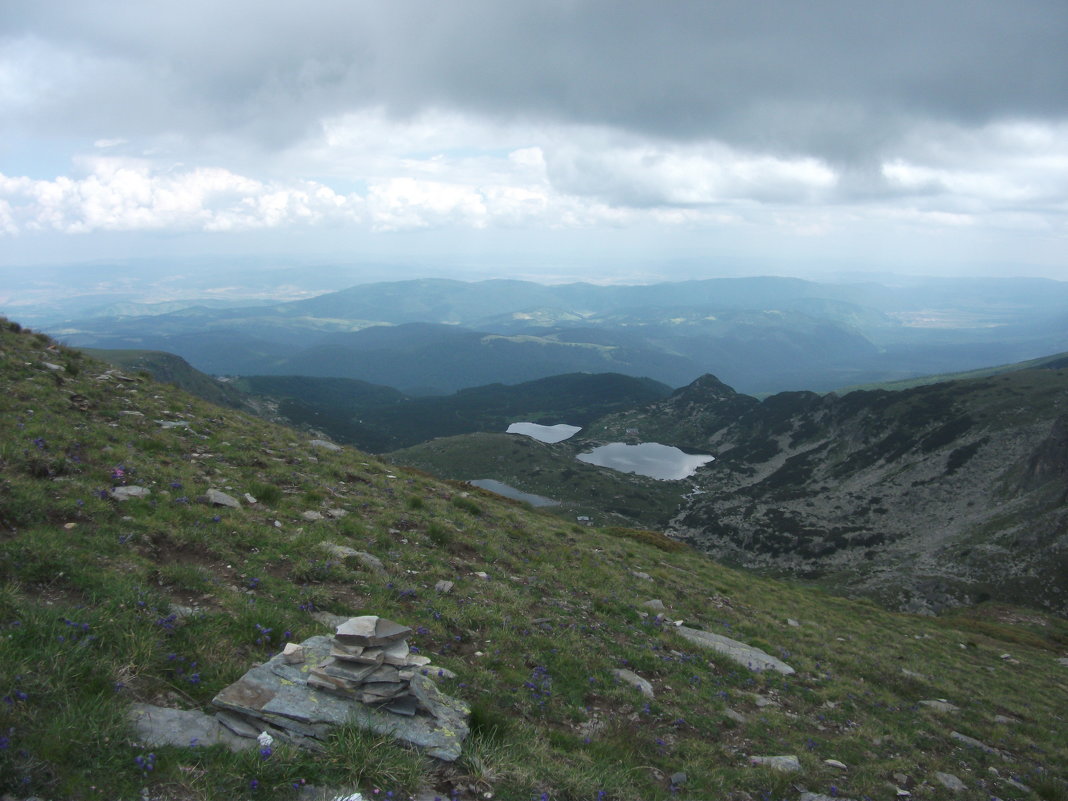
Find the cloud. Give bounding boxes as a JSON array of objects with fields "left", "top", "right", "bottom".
[
  {"left": 0, "top": 157, "right": 363, "bottom": 234},
  {"left": 544, "top": 135, "right": 838, "bottom": 206},
  {"left": 0, "top": 1, "right": 1065, "bottom": 277},
  {"left": 4, "top": 1, "right": 1066, "bottom": 166}
]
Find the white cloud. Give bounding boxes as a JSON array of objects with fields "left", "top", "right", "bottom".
[
  {"left": 543, "top": 135, "right": 839, "bottom": 207},
  {"left": 0, "top": 157, "right": 363, "bottom": 234}
]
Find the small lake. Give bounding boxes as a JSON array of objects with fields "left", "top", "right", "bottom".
[
  {"left": 468, "top": 479, "right": 560, "bottom": 507},
  {"left": 576, "top": 442, "right": 715, "bottom": 480},
  {"left": 506, "top": 422, "right": 582, "bottom": 443}
]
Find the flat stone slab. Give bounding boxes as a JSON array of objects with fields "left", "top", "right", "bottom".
[
  {"left": 335, "top": 616, "right": 410, "bottom": 647},
  {"left": 934, "top": 771, "right": 967, "bottom": 791},
  {"left": 128, "top": 703, "right": 253, "bottom": 752},
  {"left": 950, "top": 730, "right": 1004, "bottom": 758},
  {"left": 212, "top": 636, "right": 468, "bottom": 761},
  {"left": 309, "top": 439, "right": 342, "bottom": 452},
  {"left": 677, "top": 626, "right": 795, "bottom": 674},
  {"left": 109, "top": 486, "right": 151, "bottom": 501},
  {"left": 611, "top": 668, "right": 654, "bottom": 698},
  {"left": 205, "top": 488, "right": 241, "bottom": 508},
  {"left": 919, "top": 699, "right": 959, "bottom": 713},
  {"left": 749, "top": 754, "right": 801, "bottom": 772}
]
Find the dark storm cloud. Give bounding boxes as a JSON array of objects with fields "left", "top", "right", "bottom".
[{"left": 4, "top": 0, "right": 1066, "bottom": 165}]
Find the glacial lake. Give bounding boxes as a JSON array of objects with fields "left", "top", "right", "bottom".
[
  {"left": 506, "top": 422, "right": 582, "bottom": 443},
  {"left": 469, "top": 479, "right": 560, "bottom": 507},
  {"left": 576, "top": 442, "right": 715, "bottom": 480}
]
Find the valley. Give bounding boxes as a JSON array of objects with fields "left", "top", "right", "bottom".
[{"left": 2, "top": 317, "right": 1067, "bottom": 800}]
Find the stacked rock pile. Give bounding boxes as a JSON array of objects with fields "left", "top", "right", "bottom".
[
  {"left": 307, "top": 616, "right": 434, "bottom": 717},
  {"left": 208, "top": 614, "right": 470, "bottom": 761}
]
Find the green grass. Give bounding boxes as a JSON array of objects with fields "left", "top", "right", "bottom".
[{"left": 0, "top": 318, "right": 1066, "bottom": 800}]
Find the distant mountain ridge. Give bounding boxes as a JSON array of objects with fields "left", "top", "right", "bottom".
[
  {"left": 45, "top": 275, "right": 1068, "bottom": 395},
  {"left": 233, "top": 371, "right": 673, "bottom": 453}
]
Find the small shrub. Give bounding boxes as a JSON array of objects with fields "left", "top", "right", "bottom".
[
  {"left": 451, "top": 495, "right": 482, "bottom": 516},
  {"left": 249, "top": 482, "right": 283, "bottom": 507},
  {"left": 406, "top": 495, "right": 424, "bottom": 510},
  {"left": 427, "top": 522, "right": 451, "bottom": 547}
]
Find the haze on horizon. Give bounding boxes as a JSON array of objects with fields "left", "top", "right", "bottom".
[{"left": 1, "top": 1, "right": 1067, "bottom": 286}]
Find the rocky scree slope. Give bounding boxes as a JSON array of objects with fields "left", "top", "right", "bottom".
[
  {"left": 587, "top": 371, "right": 1068, "bottom": 614},
  {"left": 1, "top": 319, "right": 1067, "bottom": 801}
]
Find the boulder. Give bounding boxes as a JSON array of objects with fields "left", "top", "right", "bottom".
[
  {"left": 109, "top": 486, "right": 151, "bottom": 501},
  {"left": 934, "top": 771, "right": 967, "bottom": 791},
  {"left": 205, "top": 488, "right": 240, "bottom": 508},
  {"left": 611, "top": 668, "right": 654, "bottom": 698},
  {"left": 677, "top": 626, "right": 795, "bottom": 675},
  {"left": 919, "top": 699, "right": 959, "bottom": 713},
  {"left": 128, "top": 703, "right": 251, "bottom": 752},
  {"left": 749, "top": 754, "right": 801, "bottom": 772}
]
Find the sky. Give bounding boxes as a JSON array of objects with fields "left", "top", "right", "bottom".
[{"left": 1, "top": 0, "right": 1067, "bottom": 283}]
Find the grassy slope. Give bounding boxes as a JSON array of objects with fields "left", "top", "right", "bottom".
[
  {"left": 1, "top": 319, "right": 1067, "bottom": 801},
  {"left": 83, "top": 348, "right": 251, "bottom": 411}
]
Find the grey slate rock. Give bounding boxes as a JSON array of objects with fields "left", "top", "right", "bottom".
[
  {"left": 724, "top": 708, "right": 748, "bottom": 724},
  {"left": 109, "top": 485, "right": 151, "bottom": 501},
  {"left": 950, "top": 730, "right": 1004, "bottom": 758},
  {"left": 335, "top": 616, "right": 411, "bottom": 647},
  {"left": 128, "top": 703, "right": 253, "bottom": 752},
  {"left": 642, "top": 599, "right": 666, "bottom": 612},
  {"left": 749, "top": 754, "right": 801, "bottom": 772},
  {"left": 309, "top": 439, "right": 342, "bottom": 452},
  {"left": 205, "top": 488, "right": 240, "bottom": 508},
  {"left": 611, "top": 668, "right": 654, "bottom": 698},
  {"left": 919, "top": 699, "right": 959, "bottom": 713},
  {"left": 934, "top": 771, "right": 967, "bottom": 791},
  {"left": 212, "top": 635, "right": 469, "bottom": 761},
  {"left": 677, "top": 626, "right": 796, "bottom": 674},
  {"left": 215, "top": 709, "right": 264, "bottom": 739}
]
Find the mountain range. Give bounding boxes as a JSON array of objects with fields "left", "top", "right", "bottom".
[{"left": 43, "top": 275, "right": 1068, "bottom": 395}]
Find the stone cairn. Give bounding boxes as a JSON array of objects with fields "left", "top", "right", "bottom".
[
  {"left": 208, "top": 614, "right": 470, "bottom": 761},
  {"left": 306, "top": 616, "right": 434, "bottom": 717}
]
